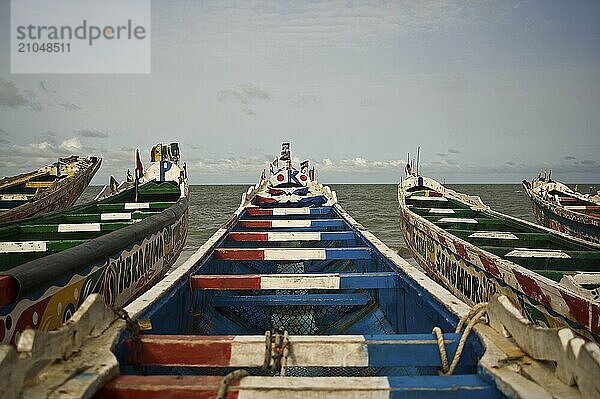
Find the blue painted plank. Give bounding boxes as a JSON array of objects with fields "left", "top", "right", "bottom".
[
  {"left": 339, "top": 273, "right": 399, "bottom": 289},
  {"left": 325, "top": 248, "right": 372, "bottom": 260},
  {"left": 212, "top": 293, "right": 371, "bottom": 307},
  {"left": 320, "top": 231, "right": 358, "bottom": 240},
  {"left": 365, "top": 333, "right": 475, "bottom": 367},
  {"left": 388, "top": 374, "right": 502, "bottom": 399}
]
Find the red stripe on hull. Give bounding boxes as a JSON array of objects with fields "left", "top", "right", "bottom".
[
  {"left": 453, "top": 241, "right": 469, "bottom": 261},
  {"left": 128, "top": 335, "right": 235, "bottom": 367},
  {"left": 512, "top": 270, "right": 550, "bottom": 308},
  {"left": 239, "top": 220, "right": 272, "bottom": 228},
  {"left": 560, "top": 291, "right": 591, "bottom": 333},
  {"left": 216, "top": 249, "right": 265, "bottom": 260},
  {"left": 97, "top": 375, "right": 239, "bottom": 399},
  {"left": 229, "top": 232, "right": 268, "bottom": 241},
  {"left": 191, "top": 275, "right": 261, "bottom": 290},
  {"left": 246, "top": 208, "right": 272, "bottom": 216}
]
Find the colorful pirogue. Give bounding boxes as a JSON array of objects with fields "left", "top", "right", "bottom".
[
  {"left": 0, "top": 155, "right": 101, "bottom": 223},
  {"left": 523, "top": 173, "right": 600, "bottom": 244},
  {"left": 399, "top": 173, "right": 600, "bottom": 342},
  {"left": 0, "top": 144, "right": 188, "bottom": 345}
]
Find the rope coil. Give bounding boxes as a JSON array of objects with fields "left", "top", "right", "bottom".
[{"left": 433, "top": 302, "right": 488, "bottom": 375}]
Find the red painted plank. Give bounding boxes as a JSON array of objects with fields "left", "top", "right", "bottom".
[
  {"left": 238, "top": 220, "right": 272, "bottom": 228},
  {"left": 128, "top": 335, "right": 235, "bottom": 366},
  {"left": 216, "top": 249, "right": 265, "bottom": 260},
  {"left": 97, "top": 375, "right": 239, "bottom": 399},
  {"left": 191, "top": 275, "right": 261, "bottom": 290},
  {"left": 229, "top": 232, "right": 268, "bottom": 241},
  {"left": 246, "top": 208, "right": 272, "bottom": 216}
]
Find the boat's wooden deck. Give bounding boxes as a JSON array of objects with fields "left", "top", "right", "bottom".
[{"left": 406, "top": 190, "right": 600, "bottom": 283}]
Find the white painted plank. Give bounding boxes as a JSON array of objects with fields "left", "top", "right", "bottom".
[
  {"left": 438, "top": 217, "right": 478, "bottom": 224},
  {"left": 0, "top": 241, "right": 47, "bottom": 253},
  {"left": 271, "top": 220, "right": 312, "bottom": 228},
  {"left": 260, "top": 274, "right": 341, "bottom": 289},
  {"left": 100, "top": 212, "right": 132, "bottom": 221},
  {"left": 57, "top": 223, "right": 101, "bottom": 232},
  {"left": 505, "top": 248, "right": 571, "bottom": 259},
  {"left": 267, "top": 232, "right": 321, "bottom": 241},
  {"left": 272, "top": 208, "right": 311, "bottom": 215},
  {"left": 0, "top": 194, "right": 32, "bottom": 201},
  {"left": 469, "top": 231, "right": 519, "bottom": 240},
  {"left": 263, "top": 248, "right": 326, "bottom": 261},
  {"left": 408, "top": 196, "right": 448, "bottom": 201},
  {"left": 428, "top": 208, "right": 455, "bottom": 214},
  {"left": 124, "top": 202, "right": 150, "bottom": 210}
]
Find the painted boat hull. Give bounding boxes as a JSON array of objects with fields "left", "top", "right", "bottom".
[
  {"left": 399, "top": 178, "right": 600, "bottom": 342},
  {"left": 0, "top": 185, "right": 188, "bottom": 345},
  {"left": 0, "top": 157, "right": 102, "bottom": 223},
  {"left": 523, "top": 183, "right": 600, "bottom": 244}
]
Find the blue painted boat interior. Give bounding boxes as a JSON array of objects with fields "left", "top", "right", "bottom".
[{"left": 111, "top": 198, "right": 505, "bottom": 397}]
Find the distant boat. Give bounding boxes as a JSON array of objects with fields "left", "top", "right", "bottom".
[
  {"left": 0, "top": 143, "right": 189, "bottom": 344},
  {"left": 522, "top": 175, "right": 600, "bottom": 244},
  {"left": 0, "top": 156, "right": 102, "bottom": 223},
  {"left": 399, "top": 174, "right": 600, "bottom": 342}
]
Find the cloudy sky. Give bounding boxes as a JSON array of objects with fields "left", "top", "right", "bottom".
[{"left": 0, "top": 0, "right": 599, "bottom": 184}]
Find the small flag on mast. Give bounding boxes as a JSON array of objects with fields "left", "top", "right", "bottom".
[
  {"left": 280, "top": 142, "right": 290, "bottom": 161},
  {"left": 135, "top": 149, "right": 144, "bottom": 180}
]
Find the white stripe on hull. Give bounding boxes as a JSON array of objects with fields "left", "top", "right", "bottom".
[
  {"left": 408, "top": 196, "right": 448, "bottom": 201},
  {"left": 58, "top": 223, "right": 101, "bottom": 232}
]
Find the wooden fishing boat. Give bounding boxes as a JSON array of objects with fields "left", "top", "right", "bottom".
[
  {"left": 0, "top": 143, "right": 189, "bottom": 345},
  {"left": 3, "top": 144, "right": 600, "bottom": 399},
  {"left": 399, "top": 174, "right": 600, "bottom": 342},
  {"left": 0, "top": 156, "right": 102, "bottom": 223},
  {"left": 522, "top": 174, "right": 600, "bottom": 243}
]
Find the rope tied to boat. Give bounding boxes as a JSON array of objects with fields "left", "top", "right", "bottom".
[
  {"left": 112, "top": 307, "right": 144, "bottom": 371},
  {"left": 432, "top": 302, "right": 488, "bottom": 375},
  {"left": 262, "top": 329, "right": 290, "bottom": 375},
  {"left": 216, "top": 369, "right": 249, "bottom": 399}
]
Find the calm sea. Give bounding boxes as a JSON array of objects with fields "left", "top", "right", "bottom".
[{"left": 78, "top": 183, "right": 600, "bottom": 267}]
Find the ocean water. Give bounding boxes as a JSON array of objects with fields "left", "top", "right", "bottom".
[{"left": 79, "top": 183, "right": 600, "bottom": 267}]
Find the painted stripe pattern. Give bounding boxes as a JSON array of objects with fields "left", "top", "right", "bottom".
[
  {"left": 215, "top": 248, "right": 371, "bottom": 261},
  {"left": 238, "top": 219, "right": 344, "bottom": 228},
  {"left": 127, "top": 333, "right": 466, "bottom": 367},
  {"left": 228, "top": 231, "right": 355, "bottom": 242},
  {"left": 100, "top": 374, "right": 493, "bottom": 399},
  {"left": 246, "top": 206, "right": 331, "bottom": 216},
  {"left": 191, "top": 272, "right": 398, "bottom": 290}
]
